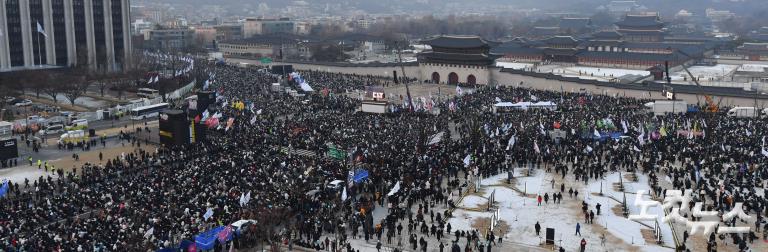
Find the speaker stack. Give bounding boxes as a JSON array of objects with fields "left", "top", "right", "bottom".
[{"left": 159, "top": 110, "right": 190, "bottom": 147}]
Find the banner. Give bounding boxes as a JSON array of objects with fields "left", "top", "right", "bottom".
[
  {"left": 327, "top": 145, "right": 346, "bottom": 160},
  {"left": 195, "top": 226, "right": 226, "bottom": 250},
  {"left": 353, "top": 169, "right": 369, "bottom": 183}
]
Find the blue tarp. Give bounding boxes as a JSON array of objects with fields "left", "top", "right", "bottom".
[
  {"left": 353, "top": 169, "right": 369, "bottom": 183},
  {"left": 195, "top": 226, "right": 225, "bottom": 250},
  {"left": 179, "top": 240, "right": 195, "bottom": 251},
  {"left": 0, "top": 180, "right": 8, "bottom": 198}
]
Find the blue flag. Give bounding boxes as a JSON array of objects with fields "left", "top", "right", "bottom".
[{"left": 0, "top": 180, "right": 8, "bottom": 198}]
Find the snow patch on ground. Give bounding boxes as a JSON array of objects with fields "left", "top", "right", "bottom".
[
  {"left": 451, "top": 170, "right": 675, "bottom": 252},
  {"left": 670, "top": 64, "right": 739, "bottom": 81},
  {"left": 460, "top": 195, "right": 489, "bottom": 209},
  {"left": 545, "top": 66, "right": 650, "bottom": 81},
  {"left": 738, "top": 64, "right": 768, "bottom": 72},
  {"left": 496, "top": 62, "right": 534, "bottom": 70}
]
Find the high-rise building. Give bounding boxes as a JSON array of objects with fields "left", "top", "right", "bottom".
[{"left": 0, "top": 0, "right": 133, "bottom": 72}]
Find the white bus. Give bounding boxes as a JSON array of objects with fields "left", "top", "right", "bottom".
[
  {"left": 137, "top": 88, "right": 160, "bottom": 98},
  {"left": 130, "top": 103, "right": 169, "bottom": 120}
]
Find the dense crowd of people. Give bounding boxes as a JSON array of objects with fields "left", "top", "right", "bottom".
[{"left": 1, "top": 61, "right": 766, "bottom": 252}]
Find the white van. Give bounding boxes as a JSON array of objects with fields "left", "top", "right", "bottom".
[
  {"left": 66, "top": 119, "right": 89, "bottom": 130},
  {"left": 71, "top": 119, "right": 88, "bottom": 127},
  {"left": 727, "top": 107, "right": 760, "bottom": 118}
]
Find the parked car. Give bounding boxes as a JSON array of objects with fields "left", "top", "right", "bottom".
[
  {"left": 40, "top": 124, "right": 65, "bottom": 135},
  {"left": 14, "top": 99, "right": 33, "bottom": 107}
]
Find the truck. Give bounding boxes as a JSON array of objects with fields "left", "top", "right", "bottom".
[
  {"left": 58, "top": 130, "right": 87, "bottom": 144},
  {"left": 727, "top": 107, "right": 760, "bottom": 118},
  {"left": 644, "top": 100, "right": 688, "bottom": 116}
]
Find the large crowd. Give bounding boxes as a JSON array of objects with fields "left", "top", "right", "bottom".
[{"left": 1, "top": 61, "right": 767, "bottom": 252}]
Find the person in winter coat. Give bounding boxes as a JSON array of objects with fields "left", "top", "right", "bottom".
[
  {"left": 575, "top": 223, "right": 581, "bottom": 236},
  {"left": 580, "top": 238, "right": 587, "bottom": 252},
  {"left": 535, "top": 222, "right": 541, "bottom": 236}
]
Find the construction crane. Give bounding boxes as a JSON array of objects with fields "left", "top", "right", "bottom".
[{"left": 678, "top": 63, "right": 722, "bottom": 113}]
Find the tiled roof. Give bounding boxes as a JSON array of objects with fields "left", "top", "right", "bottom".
[
  {"left": 577, "top": 51, "right": 689, "bottom": 61},
  {"left": 421, "top": 35, "right": 498, "bottom": 49},
  {"left": 615, "top": 15, "right": 663, "bottom": 28},
  {"left": 418, "top": 51, "right": 499, "bottom": 65},
  {"left": 541, "top": 36, "right": 580, "bottom": 46},
  {"left": 591, "top": 31, "right": 624, "bottom": 40}
]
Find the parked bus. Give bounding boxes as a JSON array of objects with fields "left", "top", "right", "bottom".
[
  {"left": 130, "top": 103, "right": 169, "bottom": 120},
  {"left": 137, "top": 88, "right": 160, "bottom": 98}
]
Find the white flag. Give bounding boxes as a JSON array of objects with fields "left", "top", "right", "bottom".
[
  {"left": 633, "top": 145, "right": 641, "bottom": 152},
  {"left": 250, "top": 115, "right": 258, "bottom": 125},
  {"left": 593, "top": 129, "right": 600, "bottom": 138},
  {"left": 456, "top": 86, "right": 463, "bottom": 96},
  {"left": 585, "top": 146, "right": 593, "bottom": 153},
  {"left": 203, "top": 208, "right": 214, "bottom": 220},
  {"left": 341, "top": 187, "right": 348, "bottom": 201},
  {"left": 621, "top": 120, "right": 628, "bottom": 134},
  {"left": 463, "top": 154, "right": 472, "bottom": 167},
  {"left": 506, "top": 135, "right": 516, "bottom": 150},
  {"left": 144, "top": 227, "right": 154, "bottom": 238},
  {"left": 36, "top": 22, "right": 47, "bottom": 37},
  {"left": 762, "top": 147, "right": 768, "bottom": 158},
  {"left": 239, "top": 193, "right": 246, "bottom": 206},
  {"left": 387, "top": 181, "right": 401, "bottom": 196},
  {"left": 534, "top": 141, "right": 540, "bottom": 153}
]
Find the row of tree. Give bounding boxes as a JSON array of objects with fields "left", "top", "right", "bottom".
[{"left": 0, "top": 65, "right": 148, "bottom": 108}]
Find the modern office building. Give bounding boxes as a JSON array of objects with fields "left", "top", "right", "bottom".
[{"left": 0, "top": 0, "right": 133, "bottom": 72}]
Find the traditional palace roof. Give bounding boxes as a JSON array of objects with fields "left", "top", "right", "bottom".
[
  {"left": 615, "top": 15, "right": 663, "bottom": 28},
  {"left": 541, "top": 36, "right": 580, "bottom": 46},
  {"left": 420, "top": 35, "right": 499, "bottom": 49},
  {"left": 418, "top": 35, "right": 500, "bottom": 66},
  {"left": 418, "top": 52, "right": 500, "bottom": 65},
  {"left": 576, "top": 51, "right": 690, "bottom": 62},
  {"left": 591, "top": 31, "right": 623, "bottom": 41}
]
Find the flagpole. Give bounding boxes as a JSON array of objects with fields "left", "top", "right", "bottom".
[{"left": 36, "top": 20, "right": 42, "bottom": 67}]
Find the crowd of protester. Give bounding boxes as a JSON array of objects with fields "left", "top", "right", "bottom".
[{"left": 1, "top": 61, "right": 766, "bottom": 252}]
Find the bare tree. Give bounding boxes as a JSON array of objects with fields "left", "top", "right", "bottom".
[
  {"left": 62, "top": 73, "right": 89, "bottom": 106},
  {"left": 40, "top": 72, "right": 62, "bottom": 104},
  {"left": 90, "top": 69, "right": 111, "bottom": 97}
]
